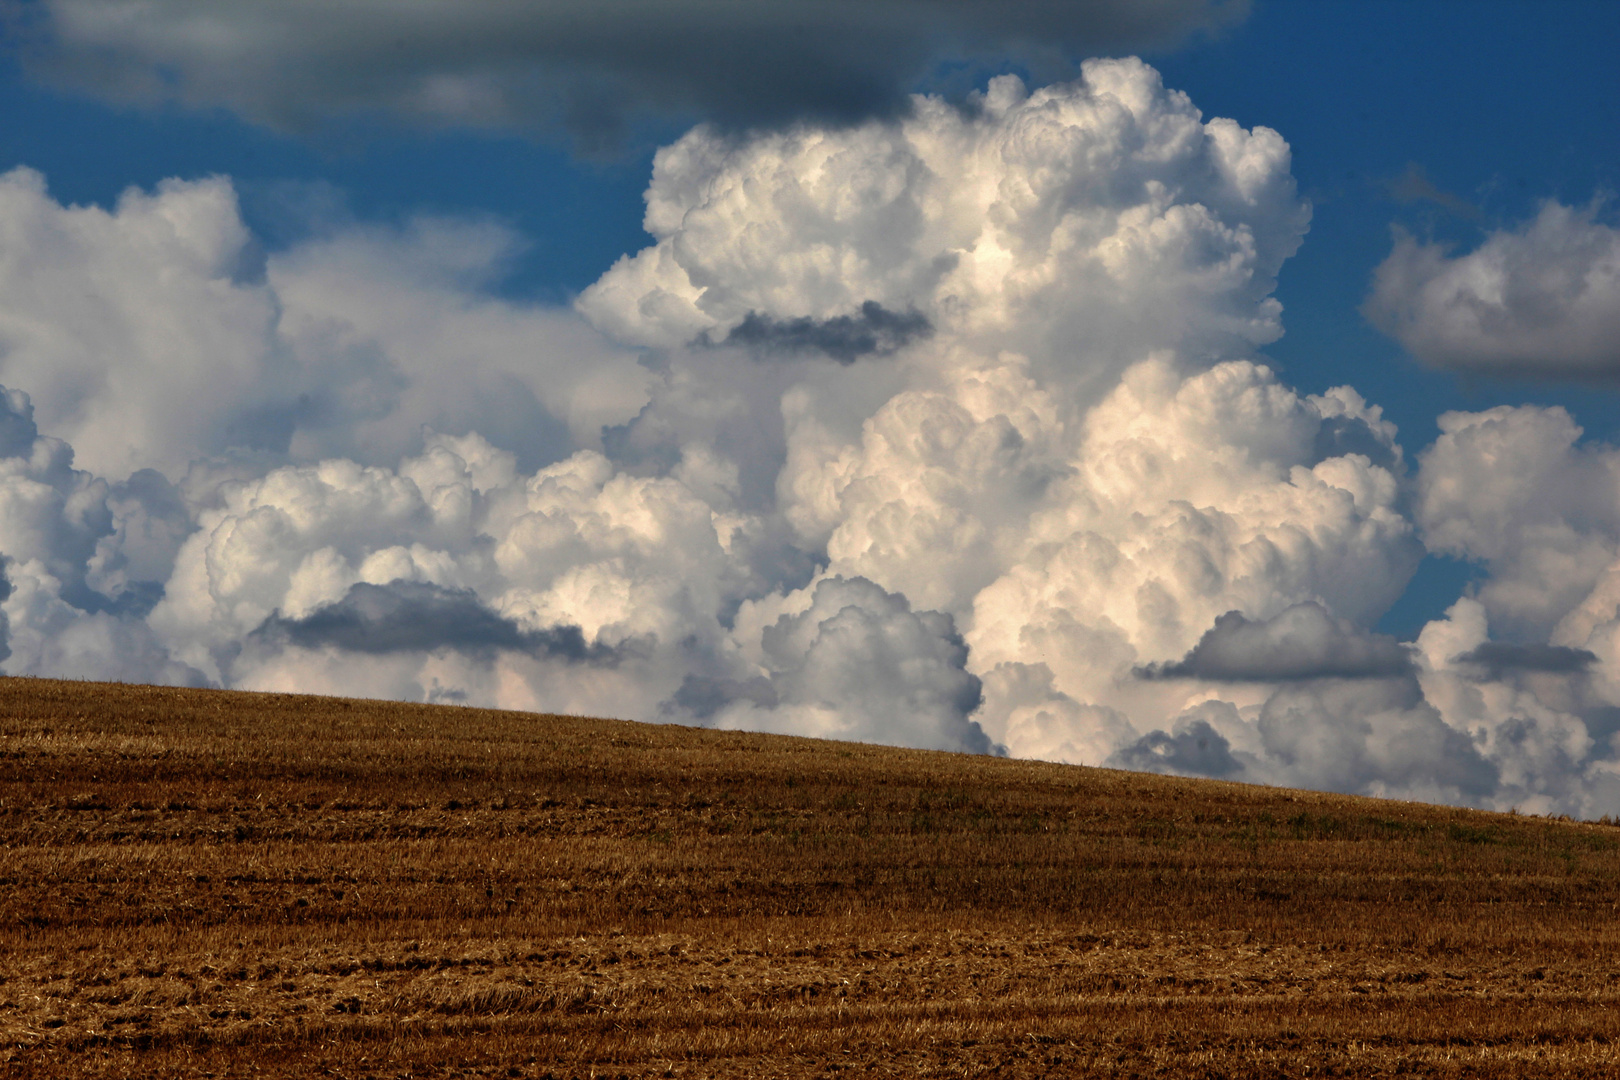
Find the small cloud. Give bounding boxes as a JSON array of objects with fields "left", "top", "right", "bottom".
[
  {"left": 719, "top": 302, "right": 931, "bottom": 364},
  {"left": 1366, "top": 200, "right": 1620, "bottom": 379},
  {"left": 1386, "top": 162, "right": 1480, "bottom": 221},
  {"left": 1453, "top": 642, "right": 1598, "bottom": 679},
  {"left": 258, "top": 580, "right": 627, "bottom": 662},
  {"left": 1137, "top": 602, "right": 1413, "bottom": 682}
]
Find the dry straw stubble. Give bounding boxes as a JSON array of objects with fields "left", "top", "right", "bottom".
[{"left": 1, "top": 677, "right": 1618, "bottom": 1076}]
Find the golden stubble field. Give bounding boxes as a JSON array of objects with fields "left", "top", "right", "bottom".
[{"left": 1, "top": 678, "right": 1618, "bottom": 1077}]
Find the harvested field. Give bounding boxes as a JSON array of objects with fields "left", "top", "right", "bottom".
[{"left": 1, "top": 677, "right": 1618, "bottom": 1077}]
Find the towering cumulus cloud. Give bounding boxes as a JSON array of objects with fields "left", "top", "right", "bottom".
[{"left": 1, "top": 58, "right": 1617, "bottom": 814}]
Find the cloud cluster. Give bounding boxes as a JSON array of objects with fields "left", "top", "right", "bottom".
[
  {"left": 0, "top": 167, "right": 651, "bottom": 479},
  {"left": 1401, "top": 408, "right": 1620, "bottom": 814},
  {"left": 0, "top": 386, "right": 201, "bottom": 684},
  {"left": 2, "top": 59, "right": 1619, "bottom": 814},
  {"left": 14, "top": 1, "right": 1247, "bottom": 144},
  {"left": 580, "top": 64, "right": 1307, "bottom": 375},
  {"left": 1105, "top": 402, "right": 1620, "bottom": 814},
  {"left": 1366, "top": 202, "right": 1620, "bottom": 378}
]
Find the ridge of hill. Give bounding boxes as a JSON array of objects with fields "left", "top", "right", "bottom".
[{"left": 2, "top": 677, "right": 1618, "bottom": 1077}]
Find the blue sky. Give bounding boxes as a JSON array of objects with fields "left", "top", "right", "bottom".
[
  {"left": 1155, "top": 0, "right": 1619, "bottom": 428},
  {"left": 2, "top": 0, "right": 1620, "bottom": 810}
]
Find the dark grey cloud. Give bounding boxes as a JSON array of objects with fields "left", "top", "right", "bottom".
[
  {"left": 1137, "top": 602, "right": 1414, "bottom": 683},
  {"left": 258, "top": 580, "right": 626, "bottom": 662},
  {"left": 721, "top": 302, "right": 932, "bottom": 363},
  {"left": 1454, "top": 642, "right": 1598, "bottom": 679},
  {"left": 1108, "top": 719, "right": 1241, "bottom": 778},
  {"left": 663, "top": 673, "right": 779, "bottom": 721},
  {"left": 11, "top": 1, "right": 1248, "bottom": 146}
]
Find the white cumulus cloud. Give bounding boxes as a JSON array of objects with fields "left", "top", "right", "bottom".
[
  {"left": 0, "top": 168, "right": 651, "bottom": 479},
  {"left": 581, "top": 61, "right": 1307, "bottom": 382},
  {"left": 1366, "top": 201, "right": 1620, "bottom": 378}
]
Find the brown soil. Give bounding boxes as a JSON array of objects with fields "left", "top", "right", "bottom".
[{"left": 1, "top": 677, "right": 1617, "bottom": 1077}]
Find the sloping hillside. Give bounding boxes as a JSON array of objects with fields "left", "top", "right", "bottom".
[{"left": 2, "top": 677, "right": 1617, "bottom": 1077}]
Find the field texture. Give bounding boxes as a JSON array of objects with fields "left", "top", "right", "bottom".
[{"left": 1, "top": 678, "right": 1618, "bottom": 1077}]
